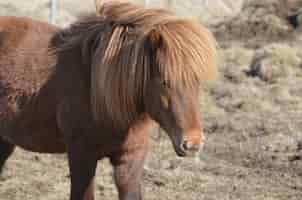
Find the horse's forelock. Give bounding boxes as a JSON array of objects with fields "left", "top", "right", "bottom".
[
  {"left": 152, "top": 21, "right": 217, "bottom": 89},
  {"left": 91, "top": 22, "right": 150, "bottom": 130}
]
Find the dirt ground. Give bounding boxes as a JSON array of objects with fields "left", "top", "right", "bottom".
[{"left": 1, "top": 0, "right": 302, "bottom": 200}]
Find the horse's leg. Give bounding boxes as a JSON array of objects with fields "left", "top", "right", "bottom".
[
  {"left": 57, "top": 100, "right": 98, "bottom": 200},
  {"left": 110, "top": 145, "right": 148, "bottom": 200},
  {"left": 109, "top": 123, "right": 151, "bottom": 200},
  {"left": 0, "top": 137, "right": 15, "bottom": 174},
  {"left": 83, "top": 177, "right": 95, "bottom": 200},
  {"left": 68, "top": 143, "right": 97, "bottom": 200}
]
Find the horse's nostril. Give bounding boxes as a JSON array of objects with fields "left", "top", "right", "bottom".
[
  {"left": 181, "top": 140, "right": 200, "bottom": 152},
  {"left": 177, "top": 140, "right": 201, "bottom": 157},
  {"left": 181, "top": 140, "right": 193, "bottom": 151},
  {"left": 182, "top": 140, "right": 189, "bottom": 150}
]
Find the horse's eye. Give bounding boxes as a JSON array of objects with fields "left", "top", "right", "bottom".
[{"left": 161, "top": 80, "right": 170, "bottom": 87}]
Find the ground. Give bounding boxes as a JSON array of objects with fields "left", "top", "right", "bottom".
[{"left": 1, "top": 0, "right": 302, "bottom": 200}]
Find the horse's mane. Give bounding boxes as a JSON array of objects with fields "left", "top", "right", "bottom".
[{"left": 52, "top": 1, "right": 217, "bottom": 130}]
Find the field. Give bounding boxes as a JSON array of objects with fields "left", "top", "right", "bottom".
[{"left": 1, "top": 0, "right": 302, "bottom": 200}]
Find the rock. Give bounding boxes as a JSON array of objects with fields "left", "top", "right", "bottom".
[
  {"left": 214, "top": 0, "right": 293, "bottom": 42},
  {"left": 195, "top": 0, "right": 245, "bottom": 25},
  {"left": 220, "top": 46, "right": 254, "bottom": 66},
  {"left": 281, "top": 0, "right": 302, "bottom": 16},
  {"left": 286, "top": 6, "right": 302, "bottom": 29},
  {"left": 248, "top": 43, "right": 301, "bottom": 82}
]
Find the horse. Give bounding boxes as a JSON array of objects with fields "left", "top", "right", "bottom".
[{"left": 0, "top": 2, "right": 217, "bottom": 200}]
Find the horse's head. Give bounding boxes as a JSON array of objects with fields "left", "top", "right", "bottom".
[
  {"left": 145, "top": 77, "right": 203, "bottom": 157},
  {"left": 86, "top": 2, "right": 217, "bottom": 157},
  {"left": 142, "top": 25, "right": 217, "bottom": 157}
]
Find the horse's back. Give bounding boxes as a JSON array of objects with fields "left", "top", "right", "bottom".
[
  {"left": 0, "top": 16, "right": 56, "bottom": 54},
  {"left": 0, "top": 16, "right": 31, "bottom": 51},
  {"left": 0, "top": 16, "right": 65, "bottom": 152},
  {"left": 0, "top": 16, "right": 57, "bottom": 116},
  {"left": 0, "top": 16, "right": 57, "bottom": 83}
]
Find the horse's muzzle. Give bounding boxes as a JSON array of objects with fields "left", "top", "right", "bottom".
[{"left": 174, "top": 136, "right": 204, "bottom": 157}]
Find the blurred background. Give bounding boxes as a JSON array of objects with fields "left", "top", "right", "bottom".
[{"left": 0, "top": 0, "right": 302, "bottom": 200}]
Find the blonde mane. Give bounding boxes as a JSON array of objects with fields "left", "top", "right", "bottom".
[{"left": 53, "top": 1, "right": 217, "bottom": 130}]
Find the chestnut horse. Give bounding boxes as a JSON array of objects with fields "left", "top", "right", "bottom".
[{"left": 0, "top": 2, "right": 216, "bottom": 200}]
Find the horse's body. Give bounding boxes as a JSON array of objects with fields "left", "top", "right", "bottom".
[
  {"left": 0, "top": 2, "right": 216, "bottom": 200},
  {"left": 0, "top": 16, "right": 66, "bottom": 153}
]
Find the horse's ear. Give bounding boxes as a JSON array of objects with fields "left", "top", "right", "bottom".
[{"left": 148, "top": 29, "right": 163, "bottom": 51}]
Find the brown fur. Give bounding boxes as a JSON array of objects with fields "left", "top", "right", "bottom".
[{"left": 0, "top": 2, "right": 216, "bottom": 200}]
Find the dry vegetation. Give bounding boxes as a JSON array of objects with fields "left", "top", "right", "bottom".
[{"left": 1, "top": 0, "right": 302, "bottom": 200}]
